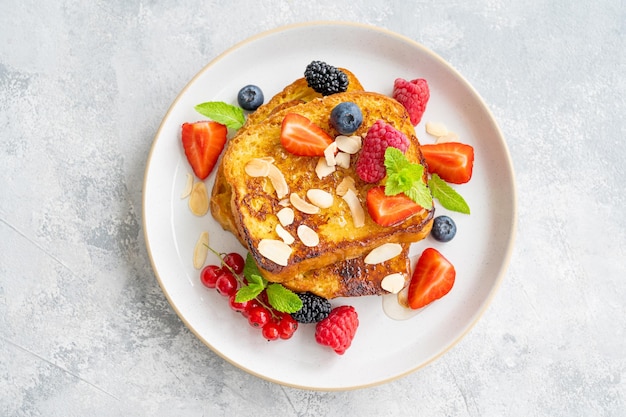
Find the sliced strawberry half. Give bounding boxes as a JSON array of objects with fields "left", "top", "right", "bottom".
[
  {"left": 366, "top": 186, "right": 424, "bottom": 227},
  {"left": 421, "top": 142, "right": 474, "bottom": 184},
  {"left": 407, "top": 248, "right": 455, "bottom": 309},
  {"left": 181, "top": 121, "right": 228, "bottom": 180},
  {"left": 280, "top": 113, "right": 333, "bottom": 156}
]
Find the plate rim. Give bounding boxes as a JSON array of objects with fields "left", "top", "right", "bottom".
[{"left": 142, "top": 20, "right": 518, "bottom": 391}]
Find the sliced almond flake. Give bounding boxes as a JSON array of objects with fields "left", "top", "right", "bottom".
[
  {"left": 335, "top": 152, "right": 351, "bottom": 169},
  {"left": 342, "top": 188, "right": 365, "bottom": 228},
  {"left": 278, "top": 198, "right": 291, "bottom": 207},
  {"left": 336, "top": 176, "right": 357, "bottom": 197},
  {"left": 192, "top": 231, "right": 209, "bottom": 270},
  {"left": 259, "top": 156, "right": 275, "bottom": 163},
  {"left": 275, "top": 224, "right": 295, "bottom": 245},
  {"left": 364, "top": 243, "right": 403, "bottom": 265},
  {"left": 297, "top": 225, "right": 319, "bottom": 247},
  {"left": 315, "top": 157, "right": 336, "bottom": 179},
  {"left": 245, "top": 158, "right": 271, "bottom": 177},
  {"left": 258, "top": 239, "right": 292, "bottom": 266},
  {"left": 324, "top": 142, "right": 338, "bottom": 167},
  {"left": 276, "top": 207, "right": 295, "bottom": 226},
  {"left": 290, "top": 193, "right": 320, "bottom": 214},
  {"left": 381, "top": 273, "right": 406, "bottom": 294},
  {"left": 180, "top": 173, "right": 194, "bottom": 199},
  {"left": 306, "top": 189, "right": 333, "bottom": 209},
  {"left": 335, "top": 135, "right": 362, "bottom": 154},
  {"left": 425, "top": 121, "right": 449, "bottom": 138},
  {"left": 436, "top": 131, "right": 459, "bottom": 143},
  {"left": 267, "top": 164, "right": 289, "bottom": 199},
  {"left": 189, "top": 181, "right": 209, "bottom": 216}
]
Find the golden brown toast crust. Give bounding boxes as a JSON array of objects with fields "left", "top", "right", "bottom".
[
  {"left": 280, "top": 243, "right": 414, "bottom": 299},
  {"left": 220, "top": 91, "right": 434, "bottom": 284}
]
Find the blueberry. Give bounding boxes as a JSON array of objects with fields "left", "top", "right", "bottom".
[
  {"left": 431, "top": 215, "right": 457, "bottom": 242},
  {"left": 330, "top": 101, "right": 363, "bottom": 135},
  {"left": 237, "top": 85, "right": 264, "bottom": 111}
]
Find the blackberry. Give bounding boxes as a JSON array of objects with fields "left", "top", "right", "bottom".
[
  {"left": 304, "top": 61, "right": 349, "bottom": 96},
  {"left": 291, "top": 292, "right": 332, "bottom": 323}
]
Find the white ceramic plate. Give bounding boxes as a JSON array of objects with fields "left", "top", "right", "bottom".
[{"left": 143, "top": 22, "right": 516, "bottom": 390}]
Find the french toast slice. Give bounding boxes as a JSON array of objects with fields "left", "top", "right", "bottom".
[
  {"left": 211, "top": 161, "right": 417, "bottom": 298},
  {"left": 220, "top": 91, "right": 434, "bottom": 284},
  {"left": 210, "top": 73, "right": 417, "bottom": 298}
]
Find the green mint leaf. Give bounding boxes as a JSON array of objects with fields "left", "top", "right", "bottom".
[
  {"left": 265, "top": 283, "right": 303, "bottom": 313},
  {"left": 235, "top": 276, "right": 265, "bottom": 303},
  {"left": 384, "top": 147, "right": 410, "bottom": 173},
  {"left": 385, "top": 163, "right": 424, "bottom": 194},
  {"left": 194, "top": 101, "right": 245, "bottom": 129},
  {"left": 404, "top": 179, "right": 434, "bottom": 209},
  {"left": 429, "top": 174, "right": 471, "bottom": 214},
  {"left": 235, "top": 284, "right": 264, "bottom": 303},
  {"left": 243, "top": 252, "right": 262, "bottom": 281},
  {"left": 384, "top": 147, "right": 433, "bottom": 209}
]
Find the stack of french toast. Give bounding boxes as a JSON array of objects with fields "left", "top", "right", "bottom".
[{"left": 210, "top": 68, "right": 434, "bottom": 299}]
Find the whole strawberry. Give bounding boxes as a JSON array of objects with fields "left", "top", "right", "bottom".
[
  {"left": 356, "top": 120, "right": 410, "bottom": 183},
  {"left": 393, "top": 78, "right": 430, "bottom": 125},
  {"left": 315, "top": 305, "right": 359, "bottom": 355}
]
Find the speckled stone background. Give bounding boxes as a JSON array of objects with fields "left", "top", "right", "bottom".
[{"left": 1, "top": 1, "right": 624, "bottom": 416}]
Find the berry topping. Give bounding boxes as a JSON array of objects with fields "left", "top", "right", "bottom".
[
  {"left": 356, "top": 120, "right": 410, "bottom": 183},
  {"left": 420, "top": 142, "right": 475, "bottom": 184},
  {"left": 215, "top": 271, "right": 238, "bottom": 297},
  {"left": 237, "top": 84, "right": 264, "bottom": 111},
  {"left": 277, "top": 313, "right": 298, "bottom": 340},
  {"left": 330, "top": 101, "right": 363, "bottom": 135},
  {"left": 407, "top": 248, "right": 455, "bottom": 310},
  {"left": 366, "top": 186, "right": 424, "bottom": 227},
  {"left": 223, "top": 252, "right": 245, "bottom": 274},
  {"left": 247, "top": 306, "right": 272, "bottom": 328},
  {"left": 262, "top": 321, "right": 280, "bottom": 341},
  {"left": 315, "top": 305, "right": 359, "bottom": 355},
  {"left": 200, "top": 264, "right": 223, "bottom": 289},
  {"left": 392, "top": 78, "right": 430, "bottom": 125},
  {"left": 228, "top": 294, "right": 249, "bottom": 312},
  {"left": 304, "top": 61, "right": 349, "bottom": 96},
  {"left": 291, "top": 292, "right": 332, "bottom": 323},
  {"left": 181, "top": 121, "right": 228, "bottom": 180},
  {"left": 431, "top": 215, "right": 457, "bottom": 242},
  {"left": 280, "top": 113, "right": 334, "bottom": 156}
]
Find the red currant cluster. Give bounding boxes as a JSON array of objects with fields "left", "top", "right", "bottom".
[{"left": 199, "top": 252, "right": 298, "bottom": 341}]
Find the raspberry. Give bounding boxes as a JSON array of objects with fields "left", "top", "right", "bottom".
[
  {"left": 392, "top": 78, "right": 430, "bottom": 125},
  {"left": 356, "top": 120, "right": 410, "bottom": 183},
  {"left": 315, "top": 305, "right": 359, "bottom": 355},
  {"left": 304, "top": 61, "right": 349, "bottom": 96}
]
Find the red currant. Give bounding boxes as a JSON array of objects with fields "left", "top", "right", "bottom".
[
  {"left": 215, "top": 271, "right": 238, "bottom": 297},
  {"left": 242, "top": 299, "right": 261, "bottom": 318},
  {"left": 200, "top": 265, "right": 223, "bottom": 289},
  {"left": 262, "top": 321, "right": 280, "bottom": 341},
  {"left": 228, "top": 294, "right": 249, "bottom": 312},
  {"left": 223, "top": 252, "right": 245, "bottom": 274},
  {"left": 247, "top": 306, "right": 271, "bottom": 328},
  {"left": 277, "top": 313, "right": 298, "bottom": 340}
]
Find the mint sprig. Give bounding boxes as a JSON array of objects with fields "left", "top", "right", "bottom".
[
  {"left": 266, "top": 283, "right": 303, "bottom": 313},
  {"left": 194, "top": 101, "right": 245, "bottom": 130},
  {"left": 383, "top": 147, "right": 471, "bottom": 214},
  {"left": 234, "top": 253, "right": 303, "bottom": 313},
  {"left": 428, "top": 174, "right": 471, "bottom": 214},
  {"left": 384, "top": 147, "right": 433, "bottom": 209}
]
